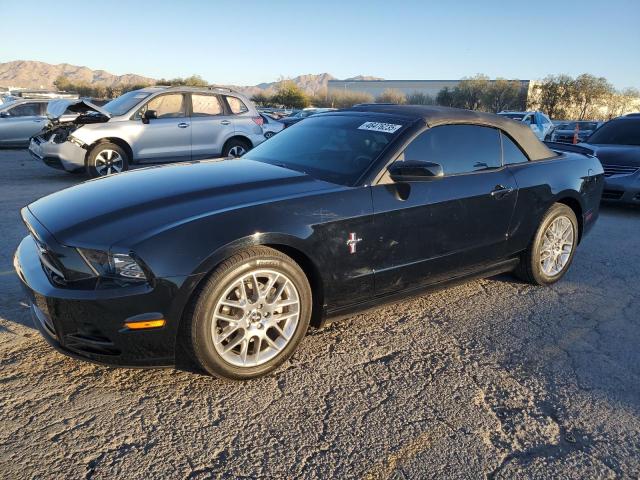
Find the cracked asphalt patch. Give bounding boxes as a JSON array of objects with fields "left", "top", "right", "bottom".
[{"left": 1, "top": 150, "right": 639, "bottom": 478}]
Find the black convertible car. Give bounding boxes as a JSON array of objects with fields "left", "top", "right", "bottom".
[{"left": 14, "top": 105, "right": 604, "bottom": 379}]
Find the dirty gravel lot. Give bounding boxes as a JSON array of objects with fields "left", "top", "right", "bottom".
[{"left": 0, "top": 149, "right": 639, "bottom": 479}]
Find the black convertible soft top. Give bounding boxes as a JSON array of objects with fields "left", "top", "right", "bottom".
[{"left": 346, "top": 104, "right": 555, "bottom": 161}]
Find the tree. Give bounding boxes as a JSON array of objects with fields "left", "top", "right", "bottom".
[
  {"left": 436, "top": 87, "right": 455, "bottom": 107},
  {"left": 482, "top": 79, "right": 523, "bottom": 113},
  {"left": 156, "top": 75, "right": 208, "bottom": 87},
  {"left": 406, "top": 91, "right": 435, "bottom": 105},
  {"left": 375, "top": 88, "right": 406, "bottom": 104},
  {"left": 572, "top": 74, "right": 613, "bottom": 120},
  {"left": 310, "top": 89, "right": 373, "bottom": 108},
  {"left": 271, "top": 80, "right": 309, "bottom": 108},
  {"left": 603, "top": 87, "right": 640, "bottom": 119},
  {"left": 251, "top": 92, "right": 271, "bottom": 106},
  {"left": 531, "top": 74, "right": 574, "bottom": 118},
  {"left": 451, "top": 75, "right": 490, "bottom": 110}
]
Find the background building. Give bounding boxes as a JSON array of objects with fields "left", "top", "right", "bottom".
[{"left": 328, "top": 79, "right": 531, "bottom": 103}]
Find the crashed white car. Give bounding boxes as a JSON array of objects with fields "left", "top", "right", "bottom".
[{"left": 29, "top": 86, "right": 266, "bottom": 177}]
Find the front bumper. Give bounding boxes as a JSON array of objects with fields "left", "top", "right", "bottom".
[
  {"left": 602, "top": 172, "right": 640, "bottom": 204},
  {"left": 29, "top": 136, "right": 86, "bottom": 173},
  {"left": 13, "top": 235, "right": 186, "bottom": 367}
]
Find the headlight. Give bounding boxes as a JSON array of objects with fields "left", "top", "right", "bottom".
[
  {"left": 68, "top": 135, "right": 85, "bottom": 147},
  {"left": 77, "top": 248, "right": 147, "bottom": 281}
]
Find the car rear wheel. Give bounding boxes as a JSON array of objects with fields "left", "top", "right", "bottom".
[
  {"left": 264, "top": 131, "right": 275, "bottom": 139},
  {"left": 515, "top": 203, "right": 578, "bottom": 285},
  {"left": 187, "top": 246, "right": 311, "bottom": 379},
  {"left": 87, "top": 142, "right": 129, "bottom": 178},
  {"left": 222, "top": 138, "right": 251, "bottom": 158}
]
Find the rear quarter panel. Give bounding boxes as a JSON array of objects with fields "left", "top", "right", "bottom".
[{"left": 506, "top": 152, "right": 604, "bottom": 253}]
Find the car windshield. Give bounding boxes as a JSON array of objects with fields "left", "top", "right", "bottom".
[
  {"left": 102, "top": 91, "right": 153, "bottom": 116},
  {"left": 244, "top": 115, "right": 407, "bottom": 185},
  {"left": 587, "top": 119, "right": 640, "bottom": 145}
]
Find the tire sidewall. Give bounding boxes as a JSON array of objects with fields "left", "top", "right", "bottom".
[
  {"left": 192, "top": 252, "right": 311, "bottom": 379},
  {"left": 223, "top": 138, "right": 250, "bottom": 158},
  {"left": 87, "top": 142, "right": 129, "bottom": 178},
  {"left": 531, "top": 205, "right": 578, "bottom": 284}
]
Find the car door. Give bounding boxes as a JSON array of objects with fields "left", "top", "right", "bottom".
[
  {"left": 130, "top": 93, "right": 191, "bottom": 163},
  {"left": 371, "top": 124, "right": 518, "bottom": 296},
  {"left": 189, "top": 93, "right": 234, "bottom": 159},
  {"left": 0, "top": 102, "right": 47, "bottom": 146},
  {"left": 223, "top": 95, "right": 263, "bottom": 145}
]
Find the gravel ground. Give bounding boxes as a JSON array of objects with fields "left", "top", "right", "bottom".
[{"left": 1, "top": 149, "right": 639, "bottom": 479}]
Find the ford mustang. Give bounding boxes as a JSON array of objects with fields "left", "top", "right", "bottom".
[{"left": 14, "top": 105, "right": 604, "bottom": 379}]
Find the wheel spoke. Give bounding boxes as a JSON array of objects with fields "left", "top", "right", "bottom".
[
  {"left": 216, "top": 326, "right": 240, "bottom": 344},
  {"left": 264, "top": 335, "right": 281, "bottom": 351},
  {"left": 211, "top": 267, "right": 300, "bottom": 368},
  {"left": 239, "top": 339, "right": 249, "bottom": 363},
  {"left": 223, "top": 334, "right": 245, "bottom": 353}
]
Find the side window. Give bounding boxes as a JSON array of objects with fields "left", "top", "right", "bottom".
[
  {"left": 501, "top": 132, "right": 529, "bottom": 165},
  {"left": 191, "top": 94, "right": 223, "bottom": 116},
  {"left": 138, "top": 94, "right": 185, "bottom": 119},
  {"left": 225, "top": 96, "right": 248, "bottom": 114},
  {"left": 9, "top": 103, "right": 41, "bottom": 117},
  {"left": 403, "top": 125, "right": 502, "bottom": 175}
]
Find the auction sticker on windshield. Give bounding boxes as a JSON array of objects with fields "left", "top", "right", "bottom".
[{"left": 357, "top": 122, "right": 402, "bottom": 134}]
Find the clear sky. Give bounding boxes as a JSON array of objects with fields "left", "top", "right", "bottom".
[{"left": 1, "top": 0, "right": 638, "bottom": 89}]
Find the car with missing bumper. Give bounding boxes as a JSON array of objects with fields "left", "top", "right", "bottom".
[
  {"left": 14, "top": 105, "right": 603, "bottom": 380},
  {"left": 28, "top": 86, "right": 265, "bottom": 177}
]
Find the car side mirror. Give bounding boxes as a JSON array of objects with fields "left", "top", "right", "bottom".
[
  {"left": 0, "top": 111, "right": 10, "bottom": 118},
  {"left": 142, "top": 109, "right": 157, "bottom": 124},
  {"left": 388, "top": 160, "right": 444, "bottom": 182}
]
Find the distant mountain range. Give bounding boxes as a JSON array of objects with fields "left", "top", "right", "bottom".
[{"left": 0, "top": 60, "right": 384, "bottom": 95}]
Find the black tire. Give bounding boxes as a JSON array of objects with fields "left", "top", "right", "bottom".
[
  {"left": 187, "top": 246, "right": 312, "bottom": 379},
  {"left": 264, "top": 131, "right": 275, "bottom": 139},
  {"left": 515, "top": 203, "right": 579, "bottom": 285},
  {"left": 87, "top": 142, "right": 129, "bottom": 178},
  {"left": 222, "top": 138, "right": 251, "bottom": 158}
]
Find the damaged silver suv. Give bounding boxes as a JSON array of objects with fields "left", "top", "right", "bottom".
[{"left": 29, "top": 86, "right": 266, "bottom": 177}]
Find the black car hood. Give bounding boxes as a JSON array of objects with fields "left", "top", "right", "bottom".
[
  {"left": 27, "top": 159, "right": 339, "bottom": 249},
  {"left": 580, "top": 144, "right": 640, "bottom": 166}
]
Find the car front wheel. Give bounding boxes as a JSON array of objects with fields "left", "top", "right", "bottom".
[
  {"left": 87, "top": 142, "right": 129, "bottom": 178},
  {"left": 187, "top": 246, "right": 311, "bottom": 379},
  {"left": 515, "top": 203, "right": 578, "bottom": 285}
]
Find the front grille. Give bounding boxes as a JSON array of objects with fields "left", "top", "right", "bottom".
[
  {"left": 602, "top": 189, "right": 624, "bottom": 200},
  {"left": 602, "top": 164, "right": 639, "bottom": 177}
]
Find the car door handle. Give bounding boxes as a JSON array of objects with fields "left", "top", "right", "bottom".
[
  {"left": 490, "top": 185, "right": 514, "bottom": 199},
  {"left": 33, "top": 119, "right": 44, "bottom": 123},
  {"left": 178, "top": 123, "right": 189, "bottom": 128},
  {"left": 220, "top": 120, "right": 231, "bottom": 125}
]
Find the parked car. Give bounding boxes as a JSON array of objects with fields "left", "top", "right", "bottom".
[
  {"left": 260, "top": 113, "right": 284, "bottom": 138},
  {"left": 279, "top": 108, "right": 336, "bottom": 128},
  {"left": 549, "top": 121, "right": 601, "bottom": 143},
  {"left": 498, "top": 111, "right": 554, "bottom": 140},
  {"left": 29, "top": 86, "right": 265, "bottom": 177},
  {"left": 15, "top": 105, "right": 603, "bottom": 379},
  {"left": 0, "top": 99, "right": 49, "bottom": 147},
  {"left": 577, "top": 114, "right": 640, "bottom": 204}
]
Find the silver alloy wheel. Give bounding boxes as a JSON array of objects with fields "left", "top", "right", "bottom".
[
  {"left": 265, "top": 131, "right": 274, "bottom": 139},
  {"left": 539, "top": 215, "right": 575, "bottom": 277},
  {"left": 228, "top": 145, "right": 246, "bottom": 157},
  {"left": 211, "top": 269, "right": 300, "bottom": 367},
  {"left": 94, "top": 149, "right": 123, "bottom": 176}
]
